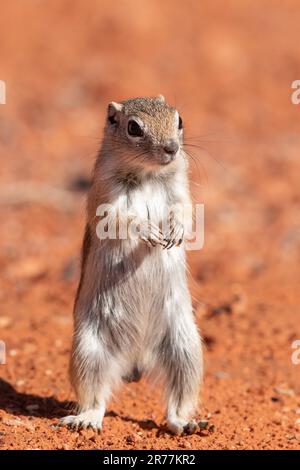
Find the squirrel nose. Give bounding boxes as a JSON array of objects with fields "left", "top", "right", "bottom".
[{"left": 163, "top": 140, "right": 179, "bottom": 156}]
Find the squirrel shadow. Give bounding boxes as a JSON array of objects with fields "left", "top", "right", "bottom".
[
  {"left": 0, "top": 378, "right": 160, "bottom": 431},
  {"left": 0, "top": 378, "right": 74, "bottom": 419}
]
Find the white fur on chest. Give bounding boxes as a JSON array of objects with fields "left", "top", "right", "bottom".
[{"left": 128, "top": 180, "right": 168, "bottom": 225}]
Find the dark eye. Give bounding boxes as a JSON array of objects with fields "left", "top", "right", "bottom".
[
  {"left": 178, "top": 115, "right": 183, "bottom": 130},
  {"left": 128, "top": 120, "right": 144, "bottom": 137}
]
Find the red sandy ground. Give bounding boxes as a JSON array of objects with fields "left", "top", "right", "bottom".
[{"left": 0, "top": 0, "right": 300, "bottom": 450}]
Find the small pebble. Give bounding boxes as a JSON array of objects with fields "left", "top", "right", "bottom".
[
  {"left": 16, "top": 379, "right": 25, "bottom": 386},
  {"left": 179, "top": 441, "right": 191, "bottom": 448},
  {"left": 25, "top": 404, "right": 39, "bottom": 412},
  {"left": 198, "top": 419, "right": 209, "bottom": 430},
  {"left": 271, "top": 396, "right": 280, "bottom": 402},
  {"left": 208, "top": 424, "right": 215, "bottom": 433},
  {"left": 126, "top": 434, "right": 135, "bottom": 444},
  {"left": 273, "top": 419, "right": 282, "bottom": 425},
  {"left": 3, "top": 418, "right": 22, "bottom": 426},
  {"left": 274, "top": 388, "right": 295, "bottom": 397}
]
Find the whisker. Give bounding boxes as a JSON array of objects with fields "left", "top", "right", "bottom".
[
  {"left": 182, "top": 149, "right": 208, "bottom": 185},
  {"left": 183, "top": 143, "right": 226, "bottom": 171}
]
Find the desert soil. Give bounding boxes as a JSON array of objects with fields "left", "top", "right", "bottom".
[{"left": 0, "top": 0, "right": 300, "bottom": 450}]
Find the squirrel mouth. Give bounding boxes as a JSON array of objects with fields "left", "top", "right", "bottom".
[{"left": 160, "top": 153, "right": 176, "bottom": 165}]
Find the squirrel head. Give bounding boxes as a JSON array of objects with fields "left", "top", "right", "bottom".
[{"left": 104, "top": 96, "right": 183, "bottom": 171}]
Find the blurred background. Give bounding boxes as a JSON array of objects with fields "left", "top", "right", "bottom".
[{"left": 0, "top": 0, "right": 300, "bottom": 450}]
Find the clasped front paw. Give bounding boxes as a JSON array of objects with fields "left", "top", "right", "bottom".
[
  {"left": 163, "top": 213, "right": 184, "bottom": 249},
  {"left": 138, "top": 220, "right": 165, "bottom": 248}
]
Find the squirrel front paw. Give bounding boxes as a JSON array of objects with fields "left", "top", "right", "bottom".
[
  {"left": 135, "top": 219, "right": 165, "bottom": 248},
  {"left": 163, "top": 212, "right": 184, "bottom": 249}
]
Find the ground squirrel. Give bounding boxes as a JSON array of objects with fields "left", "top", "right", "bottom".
[{"left": 59, "top": 95, "right": 203, "bottom": 435}]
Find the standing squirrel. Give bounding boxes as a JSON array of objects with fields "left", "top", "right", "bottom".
[{"left": 59, "top": 96, "right": 203, "bottom": 435}]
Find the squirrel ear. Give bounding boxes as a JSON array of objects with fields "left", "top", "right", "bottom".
[
  {"left": 157, "top": 94, "right": 165, "bottom": 104},
  {"left": 107, "top": 101, "right": 123, "bottom": 124}
]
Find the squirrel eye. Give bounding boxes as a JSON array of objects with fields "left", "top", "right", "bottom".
[
  {"left": 178, "top": 115, "right": 183, "bottom": 130},
  {"left": 127, "top": 120, "right": 144, "bottom": 137}
]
